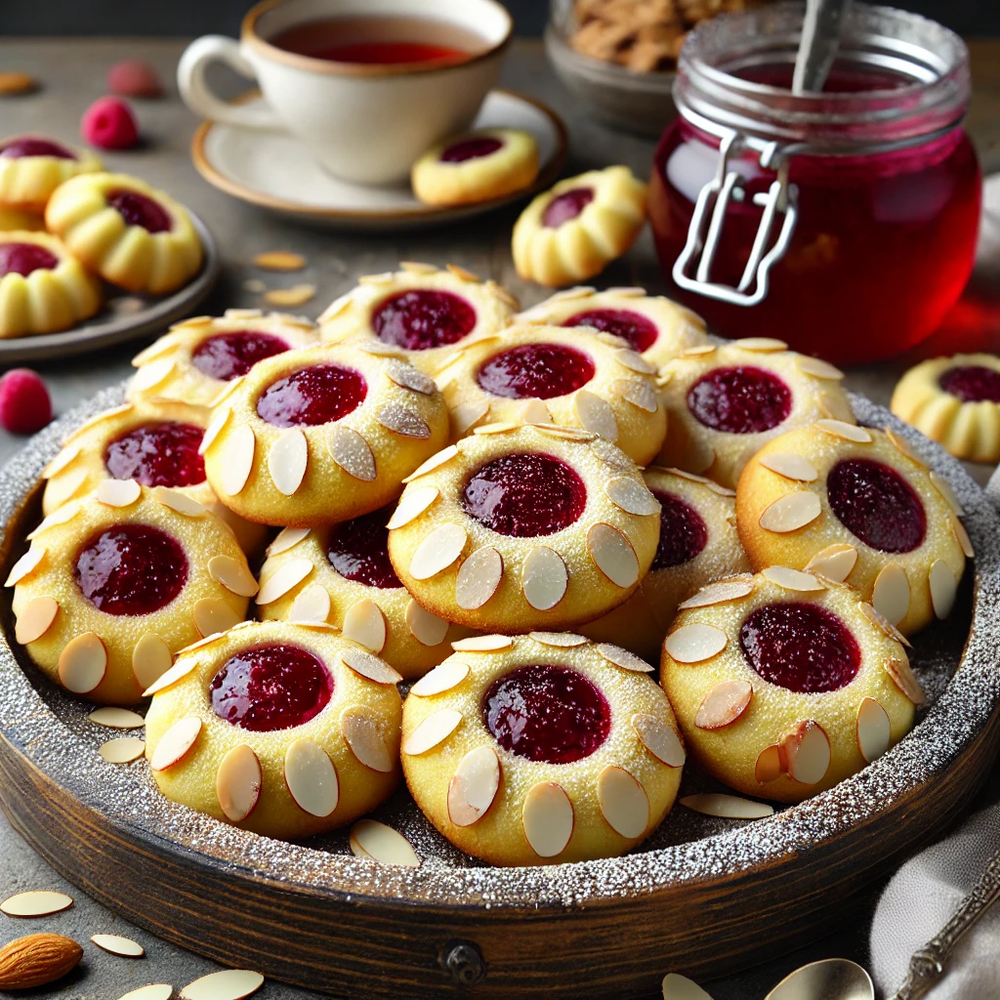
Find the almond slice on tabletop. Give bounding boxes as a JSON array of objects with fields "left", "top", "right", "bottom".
[
  {"left": 180, "top": 970, "right": 265, "bottom": 1000},
  {"left": 349, "top": 819, "right": 420, "bottom": 868},
  {"left": 1, "top": 891, "right": 74, "bottom": 918},
  {"left": 680, "top": 794, "right": 774, "bottom": 820}
]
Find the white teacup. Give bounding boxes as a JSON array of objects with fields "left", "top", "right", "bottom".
[{"left": 178, "top": 0, "right": 513, "bottom": 185}]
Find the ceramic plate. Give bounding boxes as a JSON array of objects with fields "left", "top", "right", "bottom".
[
  {"left": 191, "top": 89, "right": 568, "bottom": 231},
  {"left": 0, "top": 213, "right": 220, "bottom": 363}
]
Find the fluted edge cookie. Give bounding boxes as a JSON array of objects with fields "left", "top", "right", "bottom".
[{"left": 0, "top": 134, "right": 102, "bottom": 212}]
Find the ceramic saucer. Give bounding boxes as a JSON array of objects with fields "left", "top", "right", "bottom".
[{"left": 191, "top": 89, "right": 568, "bottom": 232}]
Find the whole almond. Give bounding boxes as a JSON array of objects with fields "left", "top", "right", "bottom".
[{"left": 0, "top": 933, "right": 83, "bottom": 989}]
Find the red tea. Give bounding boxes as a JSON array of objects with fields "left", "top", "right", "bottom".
[{"left": 271, "top": 16, "right": 486, "bottom": 66}]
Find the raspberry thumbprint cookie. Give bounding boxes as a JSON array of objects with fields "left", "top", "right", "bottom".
[
  {"left": 735, "top": 422, "right": 970, "bottom": 636},
  {"left": 40, "top": 398, "right": 266, "bottom": 555},
  {"left": 517, "top": 285, "right": 708, "bottom": 370},
  {"left": 0, "top": 135, "right": 101, "bottom": 212},
  {"left": 201, "top": 343, "right": 450, "bottom": 527},
  {"left": 661, "top": 569, "right": 918, "bottom": 803},
  {"left": 387, "top": 425, "right": 660, "bottom": 633},
  {"left": 8, "top": 483, "right": 253, "bottom": 705},
  {"left": 582, "top": 467, "right": 751, "bottom": 663},
  {"left": 129, "top": 310, "right": 318, "bottom": 409},
  {"left": 0, "top": 230, "right": 101, "bottom": 337},
  {"left": 891, "top": 353, "right": 1000, "bottom": 463},
  {"left": 256, "top": 510, "right": 469, "bottom": 679},
  {"left": 657, "top": 340, "right": 856, "bottom": 489},
  {"left": 46, "top": 172, "right": 203, "bottom": 294},
  {"left": 512, "top": 166, "right": 647, "bottom": 287},
  {"left": 435, "top": 323, "right": 666, "bottom": 465},
  {"left": 411, "top": 128, "right": 539, "bottom": 207},
  {"left": 144, "top": 621, "right": 402, "bottom": 840},
  {"left": 319, "top": 262, "right": 517, "bottom": 377},
  {"left": 402, "top": 632, "right": 683, "bottom": 865}
]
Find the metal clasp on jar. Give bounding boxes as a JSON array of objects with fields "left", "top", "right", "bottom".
[{"left": 672, "top": 127, "right": 798, "bottom": 308}]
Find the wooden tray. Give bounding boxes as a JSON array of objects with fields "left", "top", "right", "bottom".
[{"left": 0, "top": 388, "right": 998, "bottom": 1000}]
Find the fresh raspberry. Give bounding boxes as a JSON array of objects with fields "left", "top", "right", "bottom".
[
  {"left": 0, "top": 368, "right": 53, "bottom": 434},
  {"left": 107, "top": 59, "right": 163, "bottom": 99},
  {"left": 81, "top": 96, "right": 139, "bottom": 150}
]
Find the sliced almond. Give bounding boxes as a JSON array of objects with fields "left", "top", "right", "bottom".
[
  {"left": 349, "top": 819, "right": 420, "bottom": 868},
  {"left": 58, "top": 632, "right": 107, "bottom": 693},
  {"left": 342, "top": 598, "right": 387, "bottom": 653},
  {"left": 859, "top": 601, "right": 911, "bottom": 647},
  {"left": 521, "top": 546, "right": 568, "bottom": 611},
  {"left": 615, "top": 349, "right": 656, "bottom": 374},
  {"left": 0, "top": 890, "right": 73, "bottom": 917},
  {"left": 678, "top": 578, "right": 754, "bottom": 610},
  {"left": 782, "top": 720, "right": 830, "bottom": 785},
  {"left": 386, "top": 486, "right": 438, "bottom": 529},
  {"left": 529, "top": 632, "right": 588, "bottom": 648},
  {"left": 951, "top": 515, "right": 974, "bottom": 558},
  {"left": 42, "top": 443, "right": 82, "bottom": 479},
  {"left": 193, "top": 599, "right": 243, "bottom": 638},
  {"left": 402, "top": 708, "right": 463, "bottom": 755},
  {"left": 929, "top": 559, "right": 957, "bottom": 619},
  {"left": 522, "top": 781, "right": 574, "bottom": 858},
  {"left": 342, "top": 706, "right": 393, "bottom": 772},
  {"left": 795, "top": 356, "right": 845, "bottom": 380},
  {"left": 180, "top": 970, "right": 264, "bottom": 1000},
  {"left": 804, "top": 543, "right": 858, "bottom": 583},
  {"left": 377, "top": 403, "right": 430, "bottom": 439},
  {"left": 131, "top": 356, "right": 175, "bottom": 392},
  {"left": 142, "top": 655, "right": 198, "bottom": 697},
  {"left": 5, "top": 546, "right": 45, "bottom": 587},
  {"left": 289, "top": 583, "right": 331, "bottom": 623},
  {"left": 533, "top": 424, "right": 596, "bottom": 442},
  {"left": 209, "top": 376, "right": 246, "bottom": 409},
  {"left": 208, "top": 555, "right": 258, "bottom": 597},
  {"left": 448, "top": 745, "right": 501, "bottom": 827},
  {"left": 761, "top": 566, "right": 826, "bottom": 592},
  {"left": 26, "top": 502, "right": 81, "bottom": 539},
  {"left": 269, "top": 526, "right": 310, "bottom": 555},
  {"left": 264, "top": 284, "right": 315, "bottom": 308},
  {"left": 446, "top": 263, "right": 480, "bottom": 282},
  {"left": 695, "top": 679, "right": 752, "bottom": 730},
  {"left": 42, "top": 465, "right": 87, "bottom": 509},
  {"left": 91, "top": 933, "right": 145, "bottom": 957},
  {"left": 99, "top": 737, "right": 146, "bottom": 764},
  {"left": 815, "top": 419, "right": 872, "bottom": 443},
  {"left": 216, "top": 745, "right": 262, "bottom": 822},
  {"left": 758, "top": 452, "right": 819, "bottom": 482},
  {"left": 131, "top": 632, "right": 173, "bottom": 690},
  {"left": 758, "top": 492, "right": 822, "bottom": 532},
  {"left": 14, "top": 596, "right": 59, "bottom": 644},
  {"left": 732, "top": 337, "right": 788, "bottom": 352},
  {"left": 410, "top": 661, "right": 470, "bottom": 696},
  {"left": 452, "top": 634, "right": 513, "bottom": 652},
  {"left": 930, "top": 471, "right": 964, "bottom": 515},
  {"left": 473, "top": 421, "right": 518, "bottom": 436},
  {"left": 384, "top": 359, "right": 435, "bottom": 395},
  {"left": 89, "top": 707, "right": 144, "bottom": 728},
  {"left": 96, "top": 478, "right": 142, "bottom": 507},
  {"left": 253, "top": 250, "right": 305, "bottom": 271},
  {"left": 575, "top": 390, "right": 618, "bottom": 442},
  {"left": 595, "top": 642, "right": 654, "bottom": 673},
  {"left": 327, "top": 424, "right": 377, "bottom": 482},
  {"left": 872, "top": 563, "right": 910, "bottom": 626},
  {"left": 220, "top": 425, "right": 256, "bottom": 496},
  {"left": 409, "top": 523, "right": 466, "bottom": 580},
  {"left": 886, "top": 428, "right": 928, "bottom": 468},
  {"left": 597, "top": 765, "right": 649, "bottom": 839},
  {"left": 614, "top": 378, "right": 658, "bottom": 413},
  {"left": 403, "top": 445, "right": 459, "bottom": 483},
  {"left": 257, "top": 558, "right": 313, "bottom": 605},
  {"left": 120, "top": 986, "right": 174, "bottom": 1000},
  {"left": 605, "top": 477, "right": 659, "bottom": 516},
  {"left": 155, "top": 489, "right": 208, "bottom": 520},
  {"left": 681, "top": 344, "right": 716, "bottom": 358},
  {"left": 340, "top": 647, "right": 401, "bottom": 684},
  {"left": 405, "top": 599, "right": 449, "bottom": 646},
  {"left": 755, "top": 744, "right": 783, "bottom": 783},
  {"left": 631, "top": 713, "right": 685, "bottom": 767},
  {"left": 662, "top": 973, "right": 715, "bottom": 999},
  {"left": 521, "top": 399, "right": 551, "bottom": 424},
  {"left": 454, "top": 545, "right": 503, "bottom": 610},
  {"left": 284, "top": 739, "right": 338, "bottom": 816},
  {"left": 680, "top": 793, "right": 773, "bottom": 819},
  {"left": 150, "top": 717, "right": 202, "bottom": 772},
  {"left": 885, "top": 656, "right": 926, "bottom": 704},
  {"left": 664, "top": 623, "right": 728, "bottom": 664},
  {"left": 820, "top": 392, "right": 855, "bottom": 424},
  {"left": 856, "top": 697, "right": 891, "bottom": 763},
  {"left": 198, "top": 406, "right": 232, "bottom": 456},
  {"left": 587, "top": 522, "right": 639, "bottom": 588},
  {"left": 451, "top": 400, "right": 490, "bottom": 435},
  {"left": 267, "top": 427, "right": 308, "bottom": 496},
  {"left": 399, "top": 260, "right": 438, "bottom": 274}
]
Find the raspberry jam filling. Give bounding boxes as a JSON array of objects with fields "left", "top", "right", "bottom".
[
  {"left": 463, "top": 452, "right": 587, "bottom": 537},
  {"left": 104, "top": 421, "right": 205, "bottom": 487},
  {"left": 210, "top": 643, "right": 332, "bottom": 732},
  {"left": 256, "top": 364, "right": 367, "bottom": 428},
  {"left": 107, "top": 189, "right": 172, "bottom": 233},
  {"left": 542, "top": 187, "right": 594, "bottom": 228},
  {"left": 373, "top": 289, "right": 476, "bottom": 351},
  {"left": 740, "top": 601, "right": 861, "bottom": 693},
  {"left": 0, "top": 243, "right": 59, "bottom": 277},
  {"left": 327, "top": 507, "right": 401, "bottom": 589},
  {"left": 483, "top": 664, "right": 611, "bottom": 764},
  {"left": 687, "top": 366, "right": 792, "bottom": 433},
  {"left": 74, "top": 524, "right": 188, "bottom": 616},
  {"left": 826, "top": 457, "right": 926, "bottom": 553},
  {"left": 476, "top": 343, "right": 596, "bottom": 400},
  {"left": 651, "top": 490, "right": 708, "bottom": 569},
  {"left": 0, "top": 137, "right": 76, "bottom": 159},
  {"left": 440, "top": 137, "right": 504, "bottom": 163},
  {"left": 939, "top": 365, "right": 1000, "bottom": 403},
  {"left": 192, "top": 331, "right": 291, "bottom": 381},
  {"left": 563, "top": 308, "right": 659, "bottom": 353}
]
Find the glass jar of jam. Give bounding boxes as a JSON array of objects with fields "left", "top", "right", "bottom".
[{"left": 648, "top": 3, "right": 982, "bottom": 365}]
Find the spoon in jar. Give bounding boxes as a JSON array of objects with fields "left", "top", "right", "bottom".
[
  {"left": 764, "top": 958, "right": 875, "bottom": 1000},
  {"left": 793, "top": 0, "right": 852, "bottom": 94}
]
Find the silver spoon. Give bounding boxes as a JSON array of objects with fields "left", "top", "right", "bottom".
[
  {"left": 792, "top": 0, "right": 852, "bottom": 94},
  {"left": 764, "top": 958, "right": 875, "bottom": 1000}
]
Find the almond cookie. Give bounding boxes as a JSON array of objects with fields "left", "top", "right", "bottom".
[
  {"left": 656, "top": 340, "right": 856, "bottom": 489},
  {"left": 402, "top": 632, "right": 683, "bottom": 865},
  {"left": 661, "top": 569, "right": 917, "bottom": 803},
  {"left": 434, "top": 323, "right": 666, "bottom": 465},
  {"left": 0, "top": 135, "right": 101, "bottom": 212},
  {"left": 735, "top": 422, "right": 969, "bottom": 636},
  {"left": 145, "top": 620, "right": 401, "bottom": 840}
]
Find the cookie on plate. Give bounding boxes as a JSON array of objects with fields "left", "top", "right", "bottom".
[{"left": 0, "top": 135, "right": 101, "bottom": 212}]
